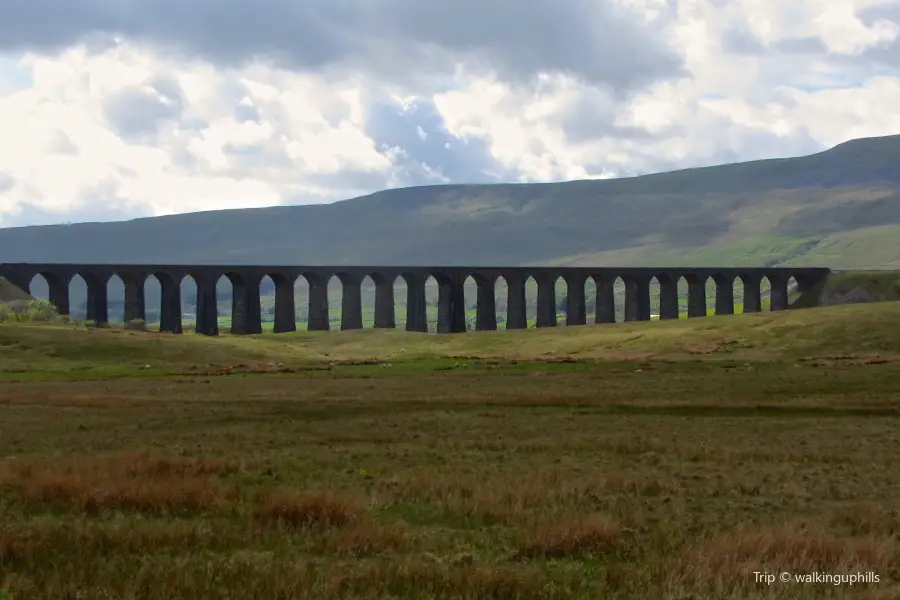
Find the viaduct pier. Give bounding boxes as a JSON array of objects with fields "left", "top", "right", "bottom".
[{"left": 0, "top": 264, "right": 831, "bottom": 335}]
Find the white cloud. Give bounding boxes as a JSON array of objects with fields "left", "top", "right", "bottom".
[{"left": 0, "top": 0, "right": 900, "bottom": 227}]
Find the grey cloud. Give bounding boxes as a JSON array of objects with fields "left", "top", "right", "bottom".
[
  {"left": 720, "top": 24, "right": 766, "bottom": 55},
  {"left": 102, "top": 74, "right": 185, "bottom": 141},
  {"left": 0, "top": 0, "right": 684, "bottom": 92},
  {"left": 853, "top": 2, "right": 900, "bottom": 66},
  {"left": 363, "top": 98, "right": 512, "bottom": 185}
]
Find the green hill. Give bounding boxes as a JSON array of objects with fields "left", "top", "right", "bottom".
[{"left": 3, "top": 134, "right": 900, "bottom": 268}]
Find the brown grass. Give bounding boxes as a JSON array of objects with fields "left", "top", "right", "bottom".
[
  {"left": 0, "top": 453, "right": 237, "bottom": 514},
  {"left": 255, "top": 490, "right": 362, "bottom": 530},
  {"left": 516, "top": 514, "right": 624, "bottom": 558}
]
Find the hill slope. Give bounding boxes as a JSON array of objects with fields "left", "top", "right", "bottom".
[{"left": 3, "top": 134, "right": 900, "bottom": 267}]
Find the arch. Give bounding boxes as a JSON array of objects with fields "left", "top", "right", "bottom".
[
  {"left": 683, "top": 273, "right": 709, "bottom": 318},
  {"left": 106, "top": 274, "right": 125, "bottom": 324},
  {"left": 301, "top": 272, "right": 330, "bottom": 331},
  {"left": 466, "top": 272, "right": 497, "bottom": 331},
  {"left": 428, "top": 271, "right": 464, "bottom": 334},
  {"left": 786, "top": 274, "right": 801, "bottom": 308},
  {"left": 115, "top": 270, "right": 146, "bottom": 325},
  {"left": 144, "top": 271, "right": 182, "bottom": 333},
  {"left": 760, "top": 274, "right": 787, "bottom": 311},
  {"left": 259, "top": 275, "right": 276, "bottom": 332},
  {"left": 621, "top": 273, "right": 651, "bottom": 322},
  {"left": 589, "top": 274, "right": 620, "bottom": 324},
  {"left": 218, "top": 270, "right": 262, "bottom": 335},
  {"left": 739, "top": 273, "right": 763, "bottom": 313},
  {"left": 711, "top": 273, "right": 736, "bottom": 316},
  {"left": 26, "top": 273, "right": 49, "bottom": 302},
  {"left": 524, "top": 275, "right": 538, "bottom": 327},
  {"left": 654, "top": 273, "right": 678, "bottom": 320},
  {"left": 399, "top": 272, "right": 426, "bottom": 332},
  {"left": 292, "top": 273, "right": 312, "bottom": 330},
  {"left": 68, "top": 271, "right": 109, "bottom": 324},
  {"left": 534, "top": 272, "right": 559, "bottom": 328},
  {"left": 732, "top": 277, "right": 745, "bottom": 314},
  {"left": 358, "top": 274, "right": 380, "bottom": 329},
  {"left": 561, "top": 272, "right": 587, "bottom": 326},
  {"left": 177, "top": 274, "right": 199, "bottom": 333},
  {"left": 27, "top": 272, "right": 70, "bottom": 316},
  {"left": 68, "top": 274, "right": 88, "bottom": 321},
  {"left": 266, "top": 272, "right": 298, "bottom": 333},
  {"left": 494, "top": 275, "right": 509, "bottom": 329},
  {"left": 332, "top": 271, "right": 363, "bottom": 331}
]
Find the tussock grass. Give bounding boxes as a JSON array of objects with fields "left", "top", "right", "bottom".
[{"left": 255, "top": 490, "right": 362, "bottom": 530}]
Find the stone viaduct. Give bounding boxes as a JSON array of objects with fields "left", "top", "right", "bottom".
[{"left": 0, "top": 264, "right": 831, "bottom": 335}]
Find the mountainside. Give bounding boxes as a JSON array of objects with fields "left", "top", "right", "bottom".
[{"left": 4, "top": 134, "right": 900, "bottom": 268}]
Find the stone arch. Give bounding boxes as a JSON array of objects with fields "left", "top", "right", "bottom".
[
  {"left": 786, "top": 274, "right": 801, "bottom": 308},
  {"left": 759, "top": 274, "right": 777, "bottom": 311},
  {"left": 27, "top": 271, "right": 71, "bottom": 315},
  {"left": 621, "top": 273, "right": 651, "bottom": 322},
  {"left": 711, "top": 273, "right": 736, "bottom": 316},
  {"left": 176, "top": 274, "right": 199, "bottom": 333},
  {"left": 332, "top": 271, "right": 363, "bottom": 331},
  {"left": 589, "top": 274, "right": 619, "bottom": 324},
  {"left": 115, "top": 270, "right": 145, "bottom": 325},
  {"left": 534, "top": 272, "right": 559, "bottom": 328},
  {"left": 68, "top": 273, "right": 88, "bottom": 321},
  {"left": 365, "top": 271, "right": 395, "bottom": 329},
  {"left": 26, "top": 273, "right": 49, "bottom": 302},
  {"left": 739, "top": 273, "right": 763, "bottom": 313},
  {"left": 215, "top": 273, "right": 237, "bottom": 333},
  {"left": 494, "top": 275, "right": 509, "bottom": 329},
  {"left": 654, "top": 273, "right": 679, "bottom": 320},
  {"left": 523, "top": 274, "right": 538, "bottom": 327},
  {"left": 683, "top": 273, "right": 709, "bottom": 318},
  {"left": 428, "top": 271, "right": 464, "bottom": 334},
  {"left": 259, "top": 275, "right": 276, "bottom": 330},
  {"left": 399, "top": 272, "right": 426, "bottom": 332},
  {"left": 465, "top": 272, "right": 497, "bottom": 331},
  {"left": 105, "top": 273, "right": 125, "bottom": 324},
  {"left": 300, "top": 271, "right": 329, "bottom": 331},
  {"left": 219, "top": 270, "right": 262, "bottom": 335},
  {"left": 70, "top": 270, "right": 108, "bottom": 324},
  {"left": 266, "top": 271, "right": 298, "bottom": 333},
  {"left": 557, "top": 273, "right": 587, "bottom": 326},
  {"left": 144, "top": 271, "right": 182, "bottom": 333}
]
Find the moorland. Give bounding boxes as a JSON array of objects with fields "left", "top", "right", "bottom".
[{"left": 2, "top": 300, "right": 900, "bottom": 599}]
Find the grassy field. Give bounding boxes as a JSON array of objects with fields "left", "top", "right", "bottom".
[{"left": 2, "top": 303, "right": 900, "bottom": 599}]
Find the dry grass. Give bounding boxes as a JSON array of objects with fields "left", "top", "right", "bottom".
[
  {"left": 255, "top": 490, "right": 362, "bottom": 530},
  {"left": 0, "top": 454, "right": 237, "bottom": 515},
  {"left": 515, "top": 515, "right": 625, "bottom": 558}
]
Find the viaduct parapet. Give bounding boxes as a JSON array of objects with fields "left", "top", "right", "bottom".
[{"left": 0, "top": 264, "right": 831, "bottom": 335}]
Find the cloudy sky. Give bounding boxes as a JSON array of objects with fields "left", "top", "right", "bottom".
[{"left": 0, "top": 0, "right": 899, "bottom": 228}]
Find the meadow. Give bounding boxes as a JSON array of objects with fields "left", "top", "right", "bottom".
[{"left": 2, "top": 302, "right": 900, "bottom": 599}]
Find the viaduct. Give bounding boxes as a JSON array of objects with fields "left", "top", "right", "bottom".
[{"left": 0, "top": 264, "right": 831, "bottom": 335}]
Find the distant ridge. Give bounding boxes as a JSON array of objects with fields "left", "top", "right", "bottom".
[{"left": 2, "top": 134, "right": 900, "bottom": 268}]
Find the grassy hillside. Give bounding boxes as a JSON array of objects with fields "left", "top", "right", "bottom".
[
  {"left": 3, "top": 301, "right": 900, "bottom": 380},
  {"left": 3, "top": 135, "right": 900, "bottom": 270},
  {"left": 0, "top": 277, "right": 32, "bottom": 303}
]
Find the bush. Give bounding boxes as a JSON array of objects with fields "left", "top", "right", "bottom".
[{"left": 0, "top": 299, "right": 60, "bottom": 323}]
